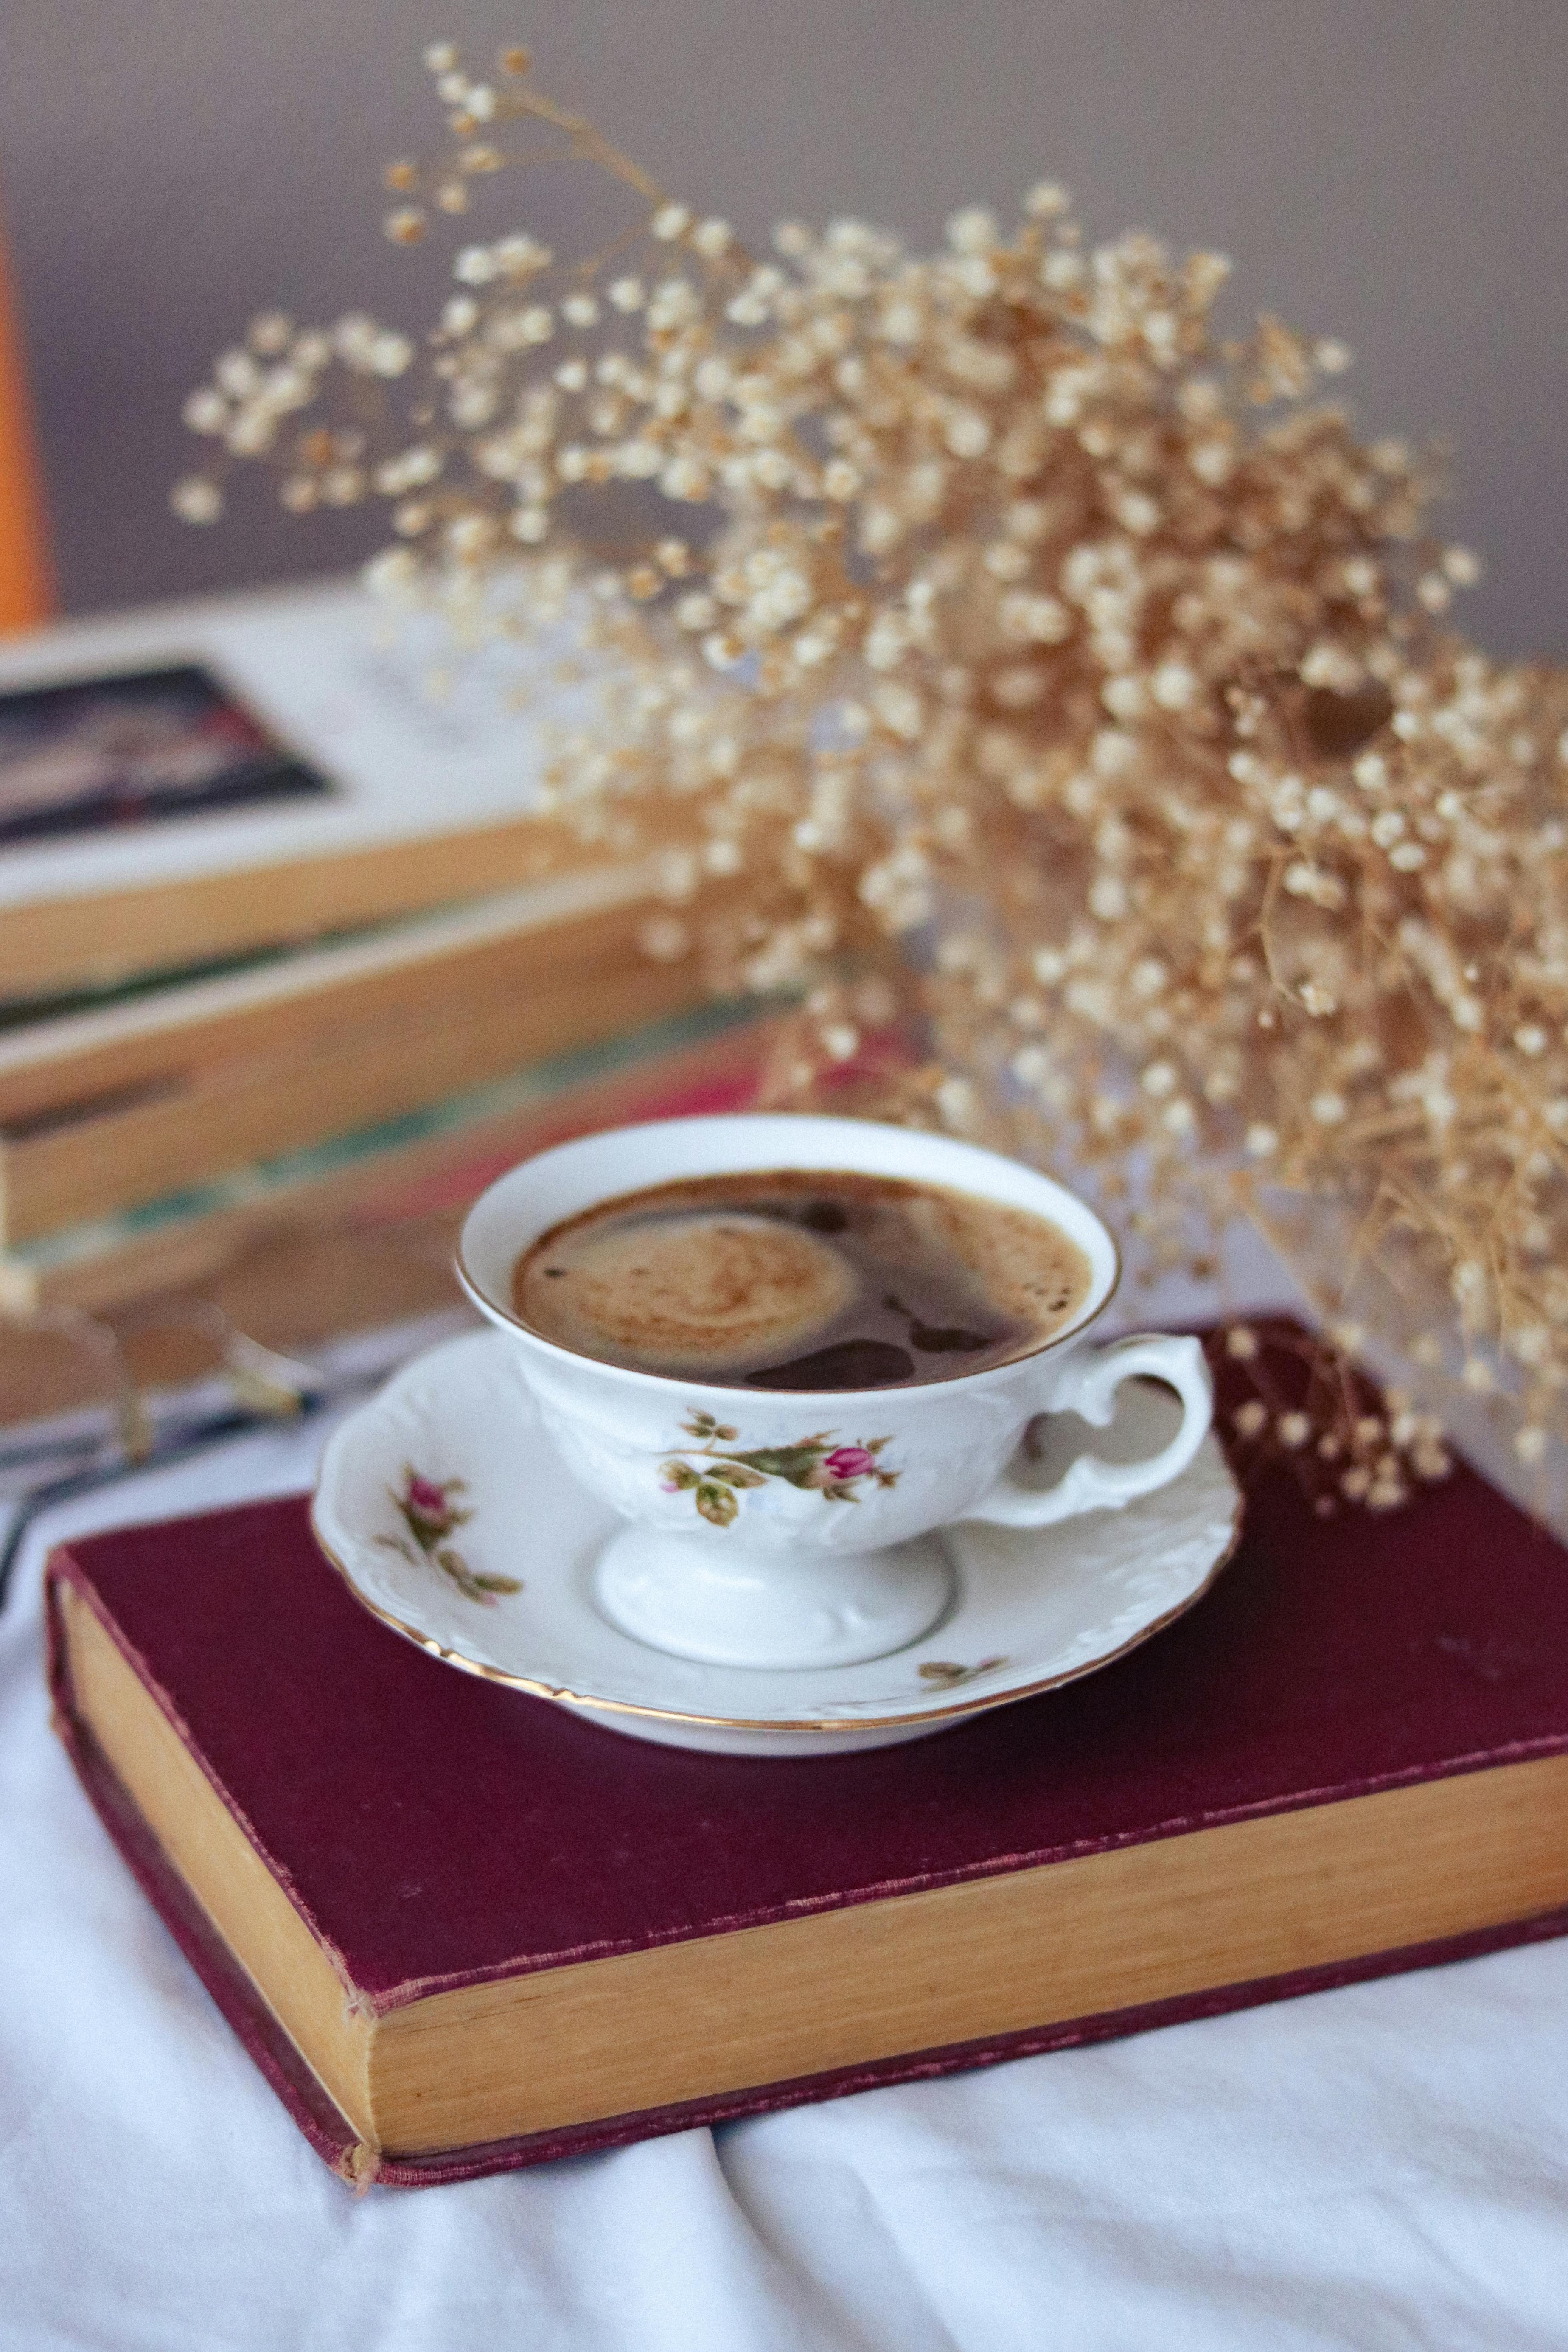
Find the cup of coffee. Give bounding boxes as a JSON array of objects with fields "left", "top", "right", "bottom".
[{"left": 457, "top": 1113, "right": 1212, "bottom": 1672}]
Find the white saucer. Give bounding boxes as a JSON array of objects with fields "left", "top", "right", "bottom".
[{"left": 312, "top": 1331, "right": 1242, "bottom": 1756}]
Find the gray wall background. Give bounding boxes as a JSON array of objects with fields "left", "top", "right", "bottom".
[{"left": 3, "top": 1, "right": 1564, "bottom": 658}]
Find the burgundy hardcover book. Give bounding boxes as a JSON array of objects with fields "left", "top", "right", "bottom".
[{"left": 46, "top": 1394, "right": 1568, "bottom": 2191}]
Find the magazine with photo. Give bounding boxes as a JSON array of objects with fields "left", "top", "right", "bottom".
[
  {"left": 0, "top": 583, "right": 597, "bottom": 999},
  {"left": 0, "top": 662, "right": 334, "bottom": 848}
]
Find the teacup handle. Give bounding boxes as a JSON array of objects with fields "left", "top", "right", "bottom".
[{"left": 963, "top": 1333, "right": 1213, "bottom": 1529}]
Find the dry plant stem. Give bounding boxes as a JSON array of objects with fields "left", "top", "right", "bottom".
[
  {"left": 176, "top": 36, "right": 1568, "bottom": 1506},
  {"left": 1210, "top": 1319, "right": 1450, "bottom": 1519}
]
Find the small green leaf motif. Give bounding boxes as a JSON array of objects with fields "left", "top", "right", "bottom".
[
  {"left": 695, "top": 1479, "right": 740, "bottom": 1527},
  {"left": 917, "top": 1657, "right": 1007, "bottom": 1689},
  {"left": 732, "top": 1443, "right": 835, "bottom": 1484},
  {"left": 681, "top": 1411, "right": 738, "bottom": 1443},
  {"left": 436, "top": 1546, "right": 523, "bottom": 1604}
]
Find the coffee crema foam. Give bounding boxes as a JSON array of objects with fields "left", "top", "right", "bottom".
[
  {"left": 516, "top": 1212, "right": 856, "bottom": 1372},
  {"left": 512, "top": 1168, "right": 1094, "bottom": 1391}
]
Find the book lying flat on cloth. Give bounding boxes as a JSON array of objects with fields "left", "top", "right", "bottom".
[{"left": 46, "top": 1412, "right": 1568, "bottom": 2189}]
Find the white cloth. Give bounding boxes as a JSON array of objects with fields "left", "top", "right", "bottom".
[{"left": 5, "top": 1397, "right": 1568, "bottom": 2349}]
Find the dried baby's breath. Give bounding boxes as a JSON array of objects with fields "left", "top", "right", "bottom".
[{"left": 180, "top": 41, "right": 1568, "bottom": 1505}]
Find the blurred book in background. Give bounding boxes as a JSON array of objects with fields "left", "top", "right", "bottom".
[
  {"left": 0, "top": 580, "right": 621, "bottom": 996},
  {"left": 0, "top": 871, "right": 722, "bottom": 1256},
  {"left": 0, "top": 580, "right": 761, "bottom": 1338},
  {"left": 0, "top": 998, "right": 772, "bottom": 1318}
]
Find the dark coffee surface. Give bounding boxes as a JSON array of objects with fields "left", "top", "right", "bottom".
[{"left": 512, "top": 1168, "right": 1092, "bottom": 1389}]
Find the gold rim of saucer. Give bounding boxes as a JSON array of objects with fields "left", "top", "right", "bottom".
[{"left": 310, "top": 1489, "right": 1242, "bottom": 1737}]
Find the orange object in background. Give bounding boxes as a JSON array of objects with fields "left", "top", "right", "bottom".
[{"left": 0, "top": 220, "right": 54, "bottom": 634}]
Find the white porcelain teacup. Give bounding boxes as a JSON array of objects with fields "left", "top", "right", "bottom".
[{"left": 458, "top": 1113, "right": 1212, "bottom": 1671}]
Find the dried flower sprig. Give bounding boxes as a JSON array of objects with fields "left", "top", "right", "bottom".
[
  {"left": 178, "top": 39, "right": 1568, "bottom": 1507},
  {"left": 1209, "top": 1321, "right": 1451, "bottom": 1518}
]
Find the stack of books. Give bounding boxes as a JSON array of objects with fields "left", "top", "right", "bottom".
[{"left": 0, "top": 581, "right": 758, "bottom": 1313}]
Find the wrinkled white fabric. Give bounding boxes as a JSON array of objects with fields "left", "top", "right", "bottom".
[{"left": 5, "top": 1399, "right": 1568, "bottom": 2350}]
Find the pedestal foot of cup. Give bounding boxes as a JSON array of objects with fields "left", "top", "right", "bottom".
[{"left": 591, "top": 1524, "right": 956, "bottom": 1669}]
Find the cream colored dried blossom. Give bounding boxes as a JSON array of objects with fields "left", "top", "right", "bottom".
[{"left": 180, "top": 41, "right": 1568, "bottom": 1504}]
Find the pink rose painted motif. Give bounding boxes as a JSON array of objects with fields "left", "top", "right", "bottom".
[
  {"left": 823, "top": 1445, "right": 878, "bottom": 1481},
  {"left": 659, "top": 1411, "right": 899, "bottom": 1529},
  {"left": 404, "top": 1474, "right": 450, "bottom": 1517},
  {"left": 376, "top": 1465, "right": 522, "bottom": 1605}
]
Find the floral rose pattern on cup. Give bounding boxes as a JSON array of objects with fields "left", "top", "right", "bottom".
[
  {"left": 376, "top": 1466, "right": 522, "bottom": 1605},
  {"left": 659, "top": 1410, "right": 900, "bottom": 1529}
]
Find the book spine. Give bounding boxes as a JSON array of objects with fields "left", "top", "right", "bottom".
[{"left": 44, "top": 1558, "right": 373, "bottom": 2186}]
